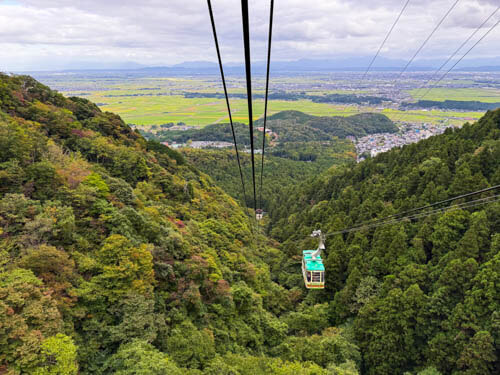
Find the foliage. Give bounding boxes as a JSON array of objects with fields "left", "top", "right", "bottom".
[
  {"left": 403, "top": 99, "right": 500, "bottom": 111},
  {"left": 2, "top": 72, "right": 499, "bottom": 374},
  {"left": 0, "top": 73, "right": 361, "bottom": 373},
  {"left": 0, "top": 268, "right": 63, "bottom": 373},
  {"left": 104, "top": 340, "right": 183, "bottom": 375},
  {"left": 181, "top": 140, "right": 355, "bottom": 210},
  {"left": 32, "top": 334, "right": 78, "bottom": 375},
  {"left": 271, "top": 108, "right": 500, "bottom": 374}
]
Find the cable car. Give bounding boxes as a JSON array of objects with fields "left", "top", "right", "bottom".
[{"left": 302, "top": 230, "right": 325, "bottom": 289}]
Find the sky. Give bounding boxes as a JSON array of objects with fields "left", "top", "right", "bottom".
[{"left": 0, "top": 0, "right": 499, "bottom": 71}]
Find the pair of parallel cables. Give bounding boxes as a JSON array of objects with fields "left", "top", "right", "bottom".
[
  {"left": 207, "top": 0, "right": 274, "bottom": 219},
  {"left": 362, "top": 0, "right": 500, "bottom": 124},
  {"left": 324, "top": 185, "right": 500, "bottom": 237},
  {"left": 206, "top": 1, "right": 500, "bottom": 234}
]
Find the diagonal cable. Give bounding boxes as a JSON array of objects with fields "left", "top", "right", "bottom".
[
  {"left": 393, "top": 0, "right": 460, "bottom": 82},
  {"left": 259, "top": 0, "right": 274, "bottom": 210},
  {"left": 241, "top": 0, "right": 258, "bottom": 211},
  {"left": 326, "top": 193, "right": 500, "bottom": 237},
  {"left": 207, "top": 0, "right": 250, "bottom": 212},
  {"left": 393, "top": 6, "right": 499, "bottom": 123},
  {"left": 362, "top": 0, "right": 412, "bottom": 80},
  {"left": 418, "top": 17, "right": 500, "bottom": 101},
  {"left": 325, "top": 184, "right": 500, "bottom": 237}
]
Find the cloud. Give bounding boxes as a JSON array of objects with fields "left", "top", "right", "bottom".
[{"left": 0, "top": 0, "right": 499, "bottom": 70}]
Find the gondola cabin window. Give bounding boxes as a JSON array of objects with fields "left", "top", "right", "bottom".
[{"left": 302, "top": 250, "right": 325, "bottom": 289}]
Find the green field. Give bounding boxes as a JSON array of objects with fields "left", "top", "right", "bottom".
[
  {"left": 92, "top": 94, "right": 482, "bottom": 128},
  {"left": 52, "top": 76, "right": 489, "bottom": 128},
  {"left": 91, "top": 96, "right": 365, "bottom": 127},
  {"left": 74, "top": 77, "right": 368, "bottom": 127},
  {"left": 407, "top": 87, "right": 500, "bottom": 103}
]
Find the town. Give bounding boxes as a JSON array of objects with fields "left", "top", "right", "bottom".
[{"left": 355, "top": 121, "right": 455, "bottom": 162}]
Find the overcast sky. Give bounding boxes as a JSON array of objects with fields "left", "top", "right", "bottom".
[{"left": 0, "top": 0, "right": 499, "bottom": 71}]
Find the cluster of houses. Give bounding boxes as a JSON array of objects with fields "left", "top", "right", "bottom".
[{"left": 355, "top": 122, "right": 455, "bottom": 162}]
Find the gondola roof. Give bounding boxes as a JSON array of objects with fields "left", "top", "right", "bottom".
[{"left": 302, "top": 250, "right": 325, "bottom": 272}]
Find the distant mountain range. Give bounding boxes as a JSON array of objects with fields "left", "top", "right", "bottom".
[{"left": 17, "top": 57, "right": 500, "bottom": 74}]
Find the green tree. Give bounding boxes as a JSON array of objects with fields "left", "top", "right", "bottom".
[
  {"left": 32, "top": 334, "right": 78, "bottom": 375},
  {"left": 78, "top": 234, "right": 155, "bottom": 304},
  {"left": 165, "top": 321, "right": 216, "bottom": 369},
  {"left": 104, "top": 340, "right": 183, "bottom": 375},
  {"left": 0, "top": 269, "right": 63, "bottom": 373},
  {"left": 456, "top": 331, "right": 497, "bottom": 374}
]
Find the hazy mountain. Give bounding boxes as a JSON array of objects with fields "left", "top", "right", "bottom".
[{"left": 17, "top": 56, "right": 500, "bottom": 74}]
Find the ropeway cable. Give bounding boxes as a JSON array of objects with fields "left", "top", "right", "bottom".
[
  {"left": 324, "top": 184, "right": 500, "bottom": 237},
  {"left": 343, "top": 0, "right": 411, "bottom": 114},
  {"left": 259, "top": 0, "right": 274, "bottom": 211},
  {"left": 392, "top": 0, "right": 461, "bottom": 82},
  {"left": 325, "top": 193, "right": 500, "bottom": 237},
  {"left": 207, "top": 0, "right": 251, "bottom": 215},
  {"left": 362, "top": 0, "right": 412, "bottom": 81},
  {"left": 417, "top": 17, "right": 500, "bottom": 104},
  {"left": 241, "top": 0, "right": 258, "bottom": 212},
  {"left": 350, "top": 0, "right": 458, "bottom": 114},
  {"left": 393, "top": 7, "right": 500, "bottom": 124}
]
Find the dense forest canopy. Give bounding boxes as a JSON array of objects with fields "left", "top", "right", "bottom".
[
  {"left": 0, "top": 73, "right": 361, "bottom": 374},
  {"left": 1, "top": 73, "right": 500, "bottom": 375},
  {"left": 402, "top": 99, "right": 500, "bottom": 111},
  {"left": 181, "top": 140, "right": 355, "bottom": 211},
  {"left": 269, "top": 108, "right": 500, "bottom": 375},
  {"left": 184, "top": 91, "right": 392, "bottom": 105}
]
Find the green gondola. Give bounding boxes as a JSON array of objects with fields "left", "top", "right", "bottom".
[{"left": 302, "top": 230, "right": 325, "bottom": 289}]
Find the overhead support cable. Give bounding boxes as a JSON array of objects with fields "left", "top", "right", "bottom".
[
  {"left": 394, "top": 12, "right": 500, "bottom": 122},
  {"left": 325, "top": 184, "right": 500, "bottom": 237},
  {"left": 326, "top": 194, "right": 500, "bottom": 237},
  {"left": 393, "top": 0, "right": 461, "bottom": 82},
  {"left": 394, "top": 6, "right": 500, "bottom": 122},
  {"left": 418, "top": 16, "right": 500, "bottom": 101},
  {"left": 259, "top": 0, "right": 274, "bottom": 210},
  {"left": 413, "top": 6, "right": 499, "bottom": 100},
  {"left": 241, "top": 0, "right": 258, "bottom": 211},
  {"left": 354, "top": 0, "right": 457, "bottom": 115},
  {"left": 207, "top": 0, "right": 250, "bottom": 213},
  {"left": 326, "top": 193, "right": 500, "bottom": 237},
  {"left": 362, "top": 0, "right": 412, "bottom": 80}
]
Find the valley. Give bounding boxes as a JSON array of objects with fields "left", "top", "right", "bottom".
[
  {"left": 1, "top": 72, "right": 499, "bottom": 375},
  {"left": 2, "top": 0, "right": 500, "bottom": 373}
]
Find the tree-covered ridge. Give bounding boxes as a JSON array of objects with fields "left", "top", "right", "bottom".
[
  {"left": 256, "top": 111, "right": 397, "bottom": 141},
  {"left": 143, "top": 110, "right": 397, "bottom": 145},
  {"left": 403, "top": 99, "right": 500, "bottom": 111},
  {"left": 184, "top": 91, "right": 392, "bottom": 106},
  {"left": 0, "top": 74, "right": 361, "bottom": 374},
  {"left": 270, "top": 108, "right": 500, "bottom": 374},
  {"left": 182, "top": 140, "right": 355, "bottom": 211}
]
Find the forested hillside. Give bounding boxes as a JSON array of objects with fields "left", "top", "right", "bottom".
[
  {"left": 270, "top": 109, "right": 500, "bottom": 374},
  {"left": 2, "top": 73, "right": 500, "bottom": 375},
  {"left": 0, "top": 74, "right": 360, "bottom": 374},
  {"left": 182, "top": 140, "right": 355, "bottom": 211},
  {"left": 403, "top": 99, "right": 500, "bottom": 111},
  {"left": 256, "top": 111, "right": 397, "bottom": 142},
  {"left": 143, "top": 110, "right": 396, "bottom": 145}
]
